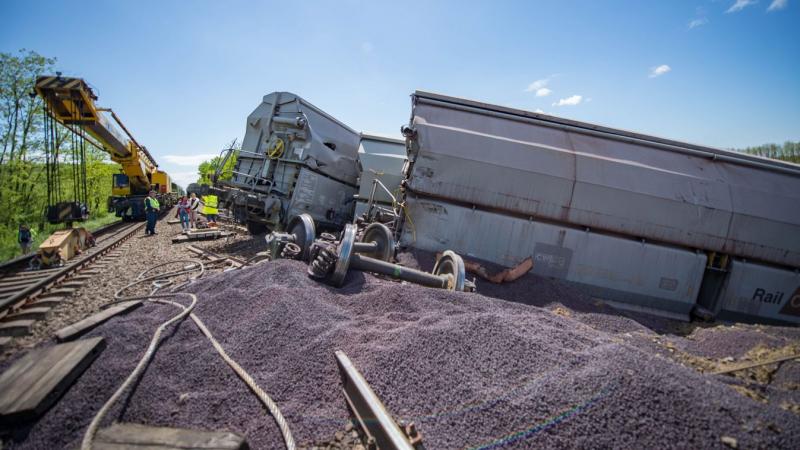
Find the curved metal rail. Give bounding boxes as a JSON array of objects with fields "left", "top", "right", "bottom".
[
  {"left": 0, "top": 222, "right": 143, "bottom": 319},
  {"left": 0, "top": 220, "right": 126, "bottom": 276}
]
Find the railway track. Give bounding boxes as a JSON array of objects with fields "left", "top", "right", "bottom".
[
  {"left": 0, "top": 221, "right": 144, "bottom": 344},
  {"left": 0, "top": 220, "right": 127, "bottom": 276},
  {"left": 185, "top": 244, "right": 249, "bottom": 269}
]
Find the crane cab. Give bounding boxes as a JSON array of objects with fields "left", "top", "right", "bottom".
[{"left": 113, "top": 173, "right": 131, "bottom": 196}]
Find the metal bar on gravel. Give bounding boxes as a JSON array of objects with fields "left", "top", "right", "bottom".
[
  {"left": 335, "top": 350, "right": 422, "bottom": 450},
  {"left": 185, "top": 245, "right": 246, "bottom": 267}
]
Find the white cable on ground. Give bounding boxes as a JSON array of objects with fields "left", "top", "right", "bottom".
[
  {"left": 155, "top": 298, "right": 296, "bottom": 450},
  {"left": 81, "top": 259, "right": 295, "bottom": 450},
  {"left": 80, "top": 292, "right": 197, "bottom": 450}
]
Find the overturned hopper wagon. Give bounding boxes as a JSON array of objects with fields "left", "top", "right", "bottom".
[
  {"left": 214, "top": 92, "right": 361, "bottom": 234},
  {"left": 398, "top": 91, "right": 800, "bottom": 324}
]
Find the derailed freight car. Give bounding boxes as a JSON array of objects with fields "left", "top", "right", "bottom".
[
  {"left": 398, "top": 91, "right": 800, "bottom": 324},
  {"left": 213, "top": 92, "right": 407, "bottom": 235},
  {"left": 214, "top": 92, "right": 362, "bottom": 234}
]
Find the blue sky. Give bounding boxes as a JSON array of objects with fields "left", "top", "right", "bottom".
[{"left": 2, "top": 0, "right": 798, "bottom": 188}]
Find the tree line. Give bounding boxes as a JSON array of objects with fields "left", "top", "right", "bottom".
[
  {"left": 741, "top": 141, "right": 800, "bottom": 164},
  {"left": 196, "top": 139, "right": 239, "bottom": 186},
  {"left": 0, "top": 50, "right": 118, "bottom": 260}
]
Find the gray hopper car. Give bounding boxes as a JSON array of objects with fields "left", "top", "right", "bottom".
[
  {"left": 354, "top": 134, "right": 407, "bottom": 220},
  {"left": 399, "top": 91, "right": 800, "bottom": 325},
  {"left": 214, "top": 92, "right": 361, "bottom": 234}
]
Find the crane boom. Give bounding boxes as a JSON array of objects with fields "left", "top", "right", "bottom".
[
  {"left": 35, "top": 75, "right": 166, "bottom": 195},
  {"left": 35, "top": 75, "right": 175, "bottom": 221}
]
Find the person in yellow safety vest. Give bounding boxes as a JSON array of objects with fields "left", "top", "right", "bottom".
[
  {"left": 144, "top": 191, "right": 160, "bottom": 236},
  {"left": 202, "top": 194, "right": 218, "bottom": 223}
]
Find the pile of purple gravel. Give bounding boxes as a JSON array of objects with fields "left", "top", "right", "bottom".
[{"left": 4, "top": 259, "right": 799, "bottom": 449}]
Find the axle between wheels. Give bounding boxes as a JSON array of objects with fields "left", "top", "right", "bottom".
[{"left": 311, "top": 223, "right": 474, "bottom": 292}]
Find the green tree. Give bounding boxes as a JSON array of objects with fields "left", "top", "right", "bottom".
[
  {"left": 0, "top": 49, "right": 57, "bottom": 229},
  {"left": 84, "top": 146, "right": 119, "bottom": 213},
  {"left": 197, "top": 139, "right": 239, "bottom": 185},
  {"left": 739, "top": 141, "right": 800, "bottom": 164},
  {"left": 0, "top": 49, "right": 120, "bottom": 262}
]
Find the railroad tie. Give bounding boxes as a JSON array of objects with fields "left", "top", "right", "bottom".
[
  {"left": 60, "top": 281, "right": 85, "bottom": 290},
  {"left": 0, "top": 278, "right": 48, "bottom": 289},
  {"left": 0, "top": 320, "right": 35, "bottom": 337},
  {"left": 0, "top": 285, "right": 28, "bottom": 295},
  {"left": 92, "top": 424, "right": 248, "bottom": 449},
  {"left": 6, "top": 307, "right": 51, "bottom": 321},
  {"left": 0, "top": 337, "right": 105, "bottom": 426},
  {"left": 55, "top": 301, "right": 142, "bottom": 342},
  {"left": 46, "top": 288, "right": 76, "bottom": 297},
  {"left": 30, "top": 296, "right": 66, "bottom": 308}
]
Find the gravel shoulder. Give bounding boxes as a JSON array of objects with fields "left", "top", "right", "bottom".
[
  {"left": 0, "top": 220, "right": 798, "bottom": 449},
  {"left": 1, "top": 256, "right": 797, "bottom": 449},
  {"left": 0, "top": 214, "right": 260, "bottom": 363}
]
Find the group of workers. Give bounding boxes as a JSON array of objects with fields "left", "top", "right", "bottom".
[
  {"left": 175, "top": 192, "right": 218, "bottom": 232},
  {"left": 144, "top": 190, "right": 218, "bottom": 236},
  {"left": 15, "top": 191, "right": 219, "bottom": 256}
]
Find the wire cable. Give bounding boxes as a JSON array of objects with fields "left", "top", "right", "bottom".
[
  {"left": 80, "top": 292, "right": 197, "bottom": 450},
  {"left": 82, "top": 259, "right": 295, "bottom": 450}
]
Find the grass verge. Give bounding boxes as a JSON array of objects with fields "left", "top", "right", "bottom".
[{"left": 0, "top": 213, "right": 121, "bottom": 263}]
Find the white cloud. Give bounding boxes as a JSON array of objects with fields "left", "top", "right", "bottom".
[
  {"left": 767, "top": 0, "right": 787, "bottom": 11},
  {"left": 168, "top": 171, "right": 200, "bottom": 189},
  {"left": 688, "top": 17, "right": 709, "bottom": 29},
  {"left": 524, "top": 76, "right": 553, "bottom": 92},
  {"left": 360, "top": 42, "right": 374, "bottom": 53},
  {"left": 649, "top": 64, "right": 671, "bottom": 78},
  {"left": 535, "top": 87, "right": 551, "bottom": 97},
  {"left": 552, "top": 95, "right": 583, "bottom": 107},
  {"left": 726, "top": 0, "right": 757, "bottom": 13},
  {"left": 534, "top": 108, "right": 545, "bottom": 114},
  {"left": 162, "top": 154, "right": 219, "bottom": 166}
]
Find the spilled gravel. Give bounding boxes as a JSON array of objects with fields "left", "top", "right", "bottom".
[
  {"left": 0, "top": 213, "right": 261, "bottom": 364},
  {"left": 3, "top": 258, "right": 798, "bottom": 449}
]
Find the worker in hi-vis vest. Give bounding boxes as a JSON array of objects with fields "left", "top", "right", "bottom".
[
  {"left": 144, "top": 190, "right": 160, "bottom": 236},
  {"left": 202, "top": 194, "right": 218, "bottom": 223}
]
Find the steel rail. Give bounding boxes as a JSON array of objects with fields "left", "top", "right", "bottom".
[
  {"left": 185, "top": 245, "right": 247, "bottom": 267},
  {"left": 0, "top": 222, "right": 144, "bottom": 315},
  {"left": 0, "top": 220, "right": 127, "bottom": 275}
]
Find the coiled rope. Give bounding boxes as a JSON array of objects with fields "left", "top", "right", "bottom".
[{"left": 81, "top": 258, "right": 295, "bottom": 450}]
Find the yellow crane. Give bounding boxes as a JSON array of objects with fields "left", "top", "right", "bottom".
[{"left": 35, "top": 75, "right": 175, "bottom": 221}]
